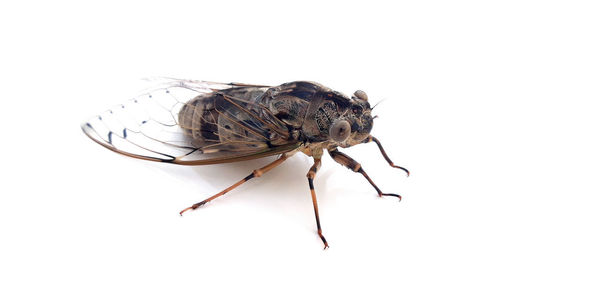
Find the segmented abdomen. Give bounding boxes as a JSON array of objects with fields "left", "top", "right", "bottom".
[
  {"left": 178, "top": 95, "right": 220, "bottom": 147},
  {"left": 178, "top": 87, "right": 270, "bottom": 150}
]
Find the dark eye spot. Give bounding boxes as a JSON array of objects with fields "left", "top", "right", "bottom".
[
  {"left": 352, "top": 105, "right": 362, "bottom": 115},
  {"left": 329, "top": 120, "right": 351, "bottom": 142}
]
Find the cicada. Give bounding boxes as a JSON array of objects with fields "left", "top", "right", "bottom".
[{"left": 82, "top": 79, "right": 409, "bottom": 249}]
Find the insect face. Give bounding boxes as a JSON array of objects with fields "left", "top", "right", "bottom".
[{"left": 335, "top": 90, "right": 374, "bottom": 148}]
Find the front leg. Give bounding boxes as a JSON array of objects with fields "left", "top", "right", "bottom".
[{"left": 328, "top": 148, "right": 402, "bottom": 201}]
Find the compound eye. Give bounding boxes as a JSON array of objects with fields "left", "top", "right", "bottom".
[
  {"left": 329, "top": 120, "right": 351, "bottom": 142},
  {"left": 353, "top": 90, "right": 368, "bottom": 101}
]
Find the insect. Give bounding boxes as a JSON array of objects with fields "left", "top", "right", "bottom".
[{"left": 82, "top": 79, "right": 409, "bottom": 249}]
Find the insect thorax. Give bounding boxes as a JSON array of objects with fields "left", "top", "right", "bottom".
[{"left": 263, "top": 81, "right": 353, "bottom": 143}]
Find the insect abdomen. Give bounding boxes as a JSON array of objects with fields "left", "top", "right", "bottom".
[
  {"left": 178, "top": 95, "right": 220, "bottom": 148},
  {"left": 178, "top": 87, "right": 271, "bottom": 149}
]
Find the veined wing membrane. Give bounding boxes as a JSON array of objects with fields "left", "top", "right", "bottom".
[{"left": 81, "top": 79, "right": 301, "bottom": 165}]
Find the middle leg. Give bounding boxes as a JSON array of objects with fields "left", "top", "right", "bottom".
[{"left": 307, "top": 157, "right": 329, "bottom": 249}]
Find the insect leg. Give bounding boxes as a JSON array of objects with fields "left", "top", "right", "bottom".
[
  {"left": 365, "top": 135, "right": 410, "bottom": 177},
  {"left": 307, "top": 157, "right": 329, "bottom": 249},
  {"left": 179, "top": 154, "right": 290, "bottom": 215},
  {"left": 328, "top": 148, "right": 402, "bottom": 201}
]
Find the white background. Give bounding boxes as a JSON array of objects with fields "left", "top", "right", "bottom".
[{"left": 1, "top": 1, "right": 599, "bottom": 291}]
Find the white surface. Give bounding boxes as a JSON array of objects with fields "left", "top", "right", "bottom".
[{"left": 1, "top": 1, "right": 599, "bottom": 291}]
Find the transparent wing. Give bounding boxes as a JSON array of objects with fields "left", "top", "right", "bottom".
[{"left": 81, "top": 79, "right": 301, "bottom": 165}]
